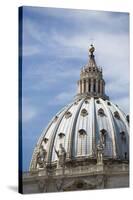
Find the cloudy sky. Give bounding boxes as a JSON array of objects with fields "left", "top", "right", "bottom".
[{"left": 21, "top": 6, "right": 129, "bottom": 171}]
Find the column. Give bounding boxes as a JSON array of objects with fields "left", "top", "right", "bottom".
[
  {"left": 103, "top": 81, "right": 105, "bottom": 94},
  {"left": 96, "top": 80, "right": 98, "bottom": 94},
  {"left": 82, "top": 79, "right": 84, "bottom": 93},
  {"left": 79, "top": 80, "right": 82, "bottom": 93},
  {"left": 93, "top": 79, "right": 96, "bottom": 92},
  {"left": 89, "top": 79, "right": 91, "bottom": 92},
  {"left": 100, "top": 80, "right": 103, "bottom": 95},
  {"left": 77, "top": 81, "right": 80, "bottom": 94},
  {"left": 86, "top": 79, "right": 89, "bottom": 93},
  {"left": 91, "top": 78, "right": 93, "bottom": 93},
  {"left": 84, "top": 79, "right": 86, "bottom": 93},
  {"left": 98, "top": 80, "right": 100, "bottom": 94}
]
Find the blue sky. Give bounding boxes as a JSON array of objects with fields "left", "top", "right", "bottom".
[{"left": 21, "top": 6, "right": 129, "bottom": 171}]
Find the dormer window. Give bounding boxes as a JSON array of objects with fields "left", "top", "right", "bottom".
[
  {"left": 65, "top": 111, "right": 72, "bottom": 119},
  {"left": 85, "top": 100, "right": 89, "bottom": 104},
  {"left": 114, "top": 111, "right": 120, "bottom": 119},
  {"left": 43, "top": 137, "right": 48, "bottom": 144},
  {"left": 58, "top": 132, "right": 65, "bottom": 139},
  {"left": 54, "top": 115, "right": 58, "bottom": 122},
  {"left": 96, "top": 100, "right": 100, "bottom": 104},
  {"left": 81, "top": 109, "right": 88, "bottom": 117},
  {"left": 98, "top": 108, "right": 105, "bottom": 116},
  {"left": 78, "top": 129, "right": 87, "bottom": 136},
  {"left": 74, "top": 101, "right": 78, "bottom": 105},
  {"left": 107, "top": 102, "right": 111, "bottom": 106}
]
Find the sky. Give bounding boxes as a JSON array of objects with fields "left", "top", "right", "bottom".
[{"left": 21, "top": 6, "right": 129, "bottom": 171}]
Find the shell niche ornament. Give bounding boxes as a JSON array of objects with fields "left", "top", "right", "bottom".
[{"left": 89, "top": 44, "right": 95, "bottom": 55}]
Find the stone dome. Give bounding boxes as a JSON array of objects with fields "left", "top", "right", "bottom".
[{"left": 30, "top": 45, "right": 129, "bottom": 171}]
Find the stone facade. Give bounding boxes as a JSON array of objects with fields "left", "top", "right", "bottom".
[{"left": 22, "top": 159, "right": 129, "bottom": 193}]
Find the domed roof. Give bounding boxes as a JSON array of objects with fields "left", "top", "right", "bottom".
[{"left": 30, "top": 45, "right": 129, "bottom": 171}]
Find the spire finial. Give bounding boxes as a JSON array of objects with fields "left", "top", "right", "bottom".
[{"left": 89, "top": 44, "right": 95, "bottom": 56}]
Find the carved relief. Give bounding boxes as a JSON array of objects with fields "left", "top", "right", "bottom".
[
  {"left": 62, "top": 176, "right": 104, "bottom": 191},
  {"left": 56, "top": 179, "right": 64, "bottom": 191},
  {"left": 38, "top": 180, "right": 46, "bottom": 192}
]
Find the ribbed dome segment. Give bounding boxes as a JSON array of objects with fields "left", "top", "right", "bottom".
[{"left": 30, "top": 97, "right": 129, "bottom": 170}]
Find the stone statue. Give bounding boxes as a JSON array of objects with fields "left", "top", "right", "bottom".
[
  {"left": 55, "top": 143, "right": 66, "bottom": 167},
  {"left": 96, "top": 142, "right": 104, "bottom": 164},
  {"left": 89, "top": 44, "right": 95, "bottom": 55},
  {"left": 36, "top": 145, "right": 47, "bottom": 168}
]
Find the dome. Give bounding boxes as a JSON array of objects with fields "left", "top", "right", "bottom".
[{"left": 30, "top": 45, "right": 129, "bottom": 171}]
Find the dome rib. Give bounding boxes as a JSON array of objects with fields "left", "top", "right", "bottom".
[
  {"left": 47, "top": 102, "right": 74, "bottom": 164},
  {"left": 111, "top": 103, "right": 129, "bottom": 133},
  {"left": 67, "top": 98, "right": 85, "bottom": 159},
  {"left": 91, "top": 97, "right": 96, "bottom": 157},
  {"left": 100, "top": 99, "right": 117, "bottom": 158}
]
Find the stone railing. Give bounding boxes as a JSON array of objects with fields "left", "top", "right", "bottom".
[{"left": 23, "top": 162, "right": 129, "bottom": 180}]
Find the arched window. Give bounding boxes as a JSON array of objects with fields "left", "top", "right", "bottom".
[
  {"left": 65, "top": 111, "right": 72, "bottom": 119},
  {"left": 81, "top": 108, "right": 88, "bottom": 117},
  {"left": 124, "top": 152, "right": 127, "bottom": 160},
  {"left": 126, "top": 115, "right": 129, "bottom": 123},
  {"left": 98, "top": 108, "right": 105, "bottom": 116},
  {"left": 114, "top": 111, "right": 120, "bottom": 119},
  {"left": 100, "top": 129, "right": 107, "bottom": 146}
]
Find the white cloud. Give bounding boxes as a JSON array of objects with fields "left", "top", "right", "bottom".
[
  {"left": 22, "top": 98, "right": 38, "bottom": 122},
  {"left": 22, "top": 9, "right": 129, "bottom": 113},
  {"left": 49, "top": 90, "right": 75, "bottom": 106}
]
